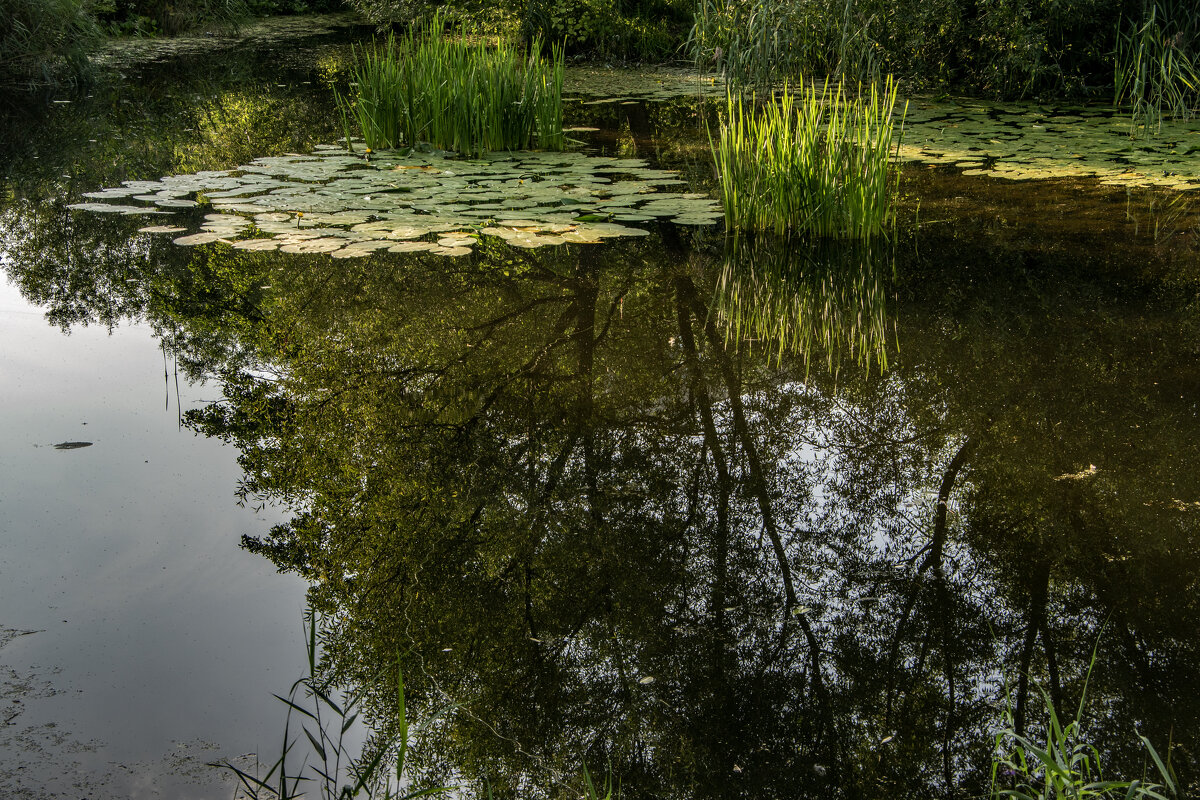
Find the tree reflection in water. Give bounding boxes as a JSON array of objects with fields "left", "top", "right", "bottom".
[{"left": 5, "top": 197, "right": 1198, "bottom": 798}]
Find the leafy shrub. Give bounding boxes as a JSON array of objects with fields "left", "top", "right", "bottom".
[
  {"left": 348, "top": 0, "right": 689, "bottom": 60},
  {"left": 690, "top": 0, "right": 1134, "bottom": 98},
  {"left": 92, "top": 0, "right": 248, "bottom": 35},
  {"left": 527, "top": 0, "right": 689, "bottom": 59}
]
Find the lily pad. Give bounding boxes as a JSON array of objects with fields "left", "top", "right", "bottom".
[{"left": 71, "top": 145, "right": 723, "bottom": 256}]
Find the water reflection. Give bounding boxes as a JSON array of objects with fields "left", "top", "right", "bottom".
[
  {"left": 2, "top": 34, "right": 1198, "bottom": 796},
  {"left": 713, "top": 234, "right": 894, "bottom": 374}
]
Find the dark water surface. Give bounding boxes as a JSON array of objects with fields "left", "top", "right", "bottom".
[{"left": 2, "top": 19, "right": 1199, "bottom": 800}]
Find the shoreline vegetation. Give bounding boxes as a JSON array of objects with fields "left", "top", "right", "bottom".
[
  {"left": 5, "top": 0, "right": 1197, "bottom": 124},
  {"left": 712, "top": 78, "right": 901, "bottom": 237}
]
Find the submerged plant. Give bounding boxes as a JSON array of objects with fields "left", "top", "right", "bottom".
[
  {"left": 335, "top": 16, "right": 564, "bottom": 156},
  {"left": 711, "top": 78, "right": 902, "bottom": 237}
]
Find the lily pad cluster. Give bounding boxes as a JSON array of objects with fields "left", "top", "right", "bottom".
[
  {"left": 69, "top": 145, "right": 722, "bottom": 257},
  {"left": 899, "top": 99, "right": 1200, "bottom": 190}
]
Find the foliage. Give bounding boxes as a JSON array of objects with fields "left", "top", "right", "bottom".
[
  {"left": 524, "top": 0, "right": 690, "bottom": 60},
  {"left": 713, "top": 234, "right": 894, "bottom": 375},
  {"left": 991, "top": 652, "right": 1179, "bottom": 799},
  {"left": 1114, "top": 0, "right": 1199, "bottom": 136},
  {"left": 689, "top": 0, "right": 1133, "bottom": 98},
  {"left": 335, "top": 16, "right": 563, "bottom": 155},
  {"left": 92, "top": 0, "right": 248, "bottom": 35},
  {"left": 0, "top": 0, "right": 99, "bottom": 87},
  {"left": 212, "top": 612, "right": 450, "bottom": 799},
  {"left": 688, "top": 0, "right": 879, "bottom": 88},
  {"left": 711, "top": 78, "right": 901, "bottom": 237},
  {"left": 345, "top": 0, "right": 688, "bottom": 61}
]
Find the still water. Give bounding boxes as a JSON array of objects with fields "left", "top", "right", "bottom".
[
  {"left": 2, "top": 16, "right": 1199, "bottom": 800},
  {"left": 0, "top": 277, "right": 306, "bottom": 797}
]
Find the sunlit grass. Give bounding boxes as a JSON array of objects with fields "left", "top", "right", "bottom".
[
  {"left": 336, "top": 15, "right": 564, "bottom": 156},
  {"left": 991, "top": 642, "right": 1179, "bottom": 800},
  {"left": 711, "top": 77, "right": 903, "bottom": 237}
]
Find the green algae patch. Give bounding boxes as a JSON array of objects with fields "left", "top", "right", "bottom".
[{"left": 69, "top": 145, "right": 722, "bottom": 257}]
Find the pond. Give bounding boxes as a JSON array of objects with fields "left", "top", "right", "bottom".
[{"left": 1, "top": 15, "right": 1198, "bottom": 799}]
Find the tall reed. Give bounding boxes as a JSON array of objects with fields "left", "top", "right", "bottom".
[
  {"left": 688, "top": 0, "right": 879, "bottom": 88},
  {"left": 712, "top": 78, "right": 902, "bottom": 237},
  {"left": 0, "top": 0, "right": 99, "bottom": 87},
  {"left": 210, "top": 611, "right": 449, "bottom": 800},
  {"left": 991, "top": 645, "right": 1179, "bottom": 800},
  {"left": 336, "top": 16, "right": 564, "bottom": 156},
  {"left": 1114, "top": 1, "right": 1200, "bottom": 136}
]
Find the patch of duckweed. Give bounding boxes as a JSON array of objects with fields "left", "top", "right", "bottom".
[
  {"left": 72, "top": 145, "right": 722, "bottom": 257},
  {"left": 900, "top": 99, "right": 1200, "bottom": 190}
]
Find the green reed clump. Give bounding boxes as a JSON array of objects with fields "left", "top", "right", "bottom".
[
  {"left": 991, "top": 645, "right": 1179, "bottom": 800},
  {"left": 713, "top": 235, "right": 893, "bottom": 376},
  {"left": 1114, "top": 1, "right": 1200, "bottom": 136},
  {"left": 712, "top": 78, "right": 902, "bottom": 237},
  {"left": 336, "top": 16, "right": 564, "bottom": 157}
]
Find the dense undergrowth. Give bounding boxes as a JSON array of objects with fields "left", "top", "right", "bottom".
[
  {"left": 0, "top": 0, "right": 100, "bottom": 87},
  {"left": 0, "top": 0, "right": 344, "bottom": 87},
  {"left": 8, "top": 0, "right": 1197, "bottom": 125},
  {"left": 689, "top": 0, "right": 1191, "bottom": 95},
  {"left": 687, "top": 0, "right": 1199, "bottom": 128}
]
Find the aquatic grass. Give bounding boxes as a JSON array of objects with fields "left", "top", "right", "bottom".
[
  {"left": 1114, "top": 1, "right": 1200, "bottom": 136},
  {"left": 211, "top": 612, "right": 450, "bottom": 800},
  {"left": 713, "top": 234, "right": 893, "bottom": 376},
  {"left": 990, "top": 645, "right": 1179, "bottom": 800},
  {"left": 336, "top": 16, "right": 564, "bottom": 156},
  {"left": 712, "top": 78, "right": 902, "bottom": 237}
]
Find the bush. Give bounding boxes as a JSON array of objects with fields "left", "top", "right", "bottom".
[
  {"left": 347, "top": 0, "right": 690, "bottom": 61},
  {"left": 526, "top": 0, "right": 690, "bottom": 60},
  {"left": 91, "top": 0, "right": 248, "bottom": 35}
]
